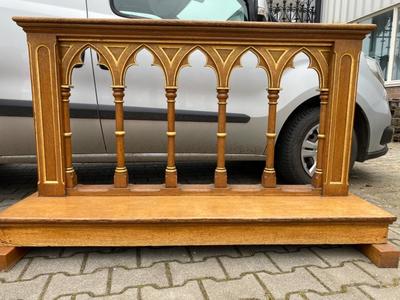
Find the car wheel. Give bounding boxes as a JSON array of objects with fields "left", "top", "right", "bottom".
[{"left": 275, "top": 106, "right": 357, "bottom": 184}]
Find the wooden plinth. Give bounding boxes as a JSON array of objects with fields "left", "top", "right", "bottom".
[
  {"left": 0, "top": 193, "right": 397, "bottom": 267},
  {"left": 359, "top": 243, "right": 400, "bottom": 268},
  {"left": 0, "top": 247, "right": 27, "bottom": 271},
  {"left": 0, "top": 193, "right": 395, "bottom": 246}
]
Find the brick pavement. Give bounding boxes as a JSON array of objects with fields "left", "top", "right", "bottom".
[{"left": 0, "top": 143, "right": 399, "bottom": 299}]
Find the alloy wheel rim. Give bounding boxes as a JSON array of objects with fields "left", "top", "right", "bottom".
[{"left": 301, "top": 124, "right": 319, "bottom": 177}]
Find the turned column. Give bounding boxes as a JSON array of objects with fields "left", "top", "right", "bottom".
[
  {"left": 312, "top": 88, "right": 329, "bottom": 188},
  {"left": 262, "top": 88, "right": 280, "bottom": 188},
  {"left": 61, "top": 85, "right": 77, "bottom": 188},
  {"left": 214, "top": 87, "right": 229, "bottom": 188},
  {"left": 112, "top": 86, "right": 129, "bottom": 188},
  {"left": 165, "top": 86, "right": 178, "bottom": 188}
]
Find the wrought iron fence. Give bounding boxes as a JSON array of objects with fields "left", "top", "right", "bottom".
[{"left": 267, "top": 0, "right": 321, "bottom": 23}]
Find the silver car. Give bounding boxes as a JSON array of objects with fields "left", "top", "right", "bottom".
[{"left": 0, "top": 0, "right": 394, "bottom": 183}]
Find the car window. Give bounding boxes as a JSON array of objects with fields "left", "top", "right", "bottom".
[{"left": 111, "top": 0, "right": 249, "bottom": 21}]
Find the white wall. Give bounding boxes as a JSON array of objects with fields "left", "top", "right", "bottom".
[{"left": 321, "top": 0, "right": 399, "bottom": 23}]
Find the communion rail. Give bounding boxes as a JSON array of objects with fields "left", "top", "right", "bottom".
[
  {"left": 1, "top": 17, "right": 399, "bottom": 269},
  {"left": 13, "top": 17, "right": 375, "bottom": 197}
]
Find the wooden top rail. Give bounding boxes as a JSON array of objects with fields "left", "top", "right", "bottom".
[{"left": 13, "top": 17, "right": 374, "bottom": 197}]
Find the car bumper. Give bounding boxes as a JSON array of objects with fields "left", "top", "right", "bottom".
[
  {"left": 380, "top": 126, "right": 394, "bottom": 145},
  {"left": 366, "top": 126, "right": 393, "bottom": 160},
  {"left": 367, "top": 144, "right": 389, "bottom": 160}
]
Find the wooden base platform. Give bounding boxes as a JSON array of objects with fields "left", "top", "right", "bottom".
[{"left": 0, "top": 193, "right": 398, "bottom": 268}]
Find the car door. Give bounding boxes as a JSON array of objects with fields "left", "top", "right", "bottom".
[
  {"left": 0, "top": 0, "right": 106, "bottom": 157},
  {"left": 87, "top": 0, "right": 269, "bottom": 161}
]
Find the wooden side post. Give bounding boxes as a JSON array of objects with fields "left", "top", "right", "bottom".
[
  {"left": 214, "top": 87, "right": 229, "bottom": 188},
  {"left": 27, "top": 33, "right": 65, "bottom": 196},
  {"left": 312, "top": 88, "right": 329, "bottom": 188},
  {"left": 165, "top": 86, "right": 178, "bottom": 188},
  {"left": 112, "top": 86, "right": 129, "bottom": 188},
  {"left": 323, "top": 40, "right": 362, "bottom": 196},
  {"left": 61, "top": 85, "right": 77, "bottom": 188},
  {"left": 262, "top": 88, "right": 280, "bottom": 188}
]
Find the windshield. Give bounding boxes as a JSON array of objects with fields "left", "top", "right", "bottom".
[{"left": 111, "top": 0, "right": 249, "bottom": 21}]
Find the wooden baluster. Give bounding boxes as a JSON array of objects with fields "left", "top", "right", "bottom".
[
  {"left": 61, "top": 85, "right": 77, "bottom": 188},
  {"left": 214, "top": 87, "right": 229, "bottom": 188},
  {"left": 262, "top": 88, "right": 280, "bottom": 188},
  {"left": 165, "top": 86, "right": 178, "bottom": 188},
  {"left": 312, "top": 88, "right": 329, "bottom": 188},
  {"left": 112, "top": 86, "right": 129, "bottom": 188}
]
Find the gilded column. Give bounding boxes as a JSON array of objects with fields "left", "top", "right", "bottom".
[
  {"left": 165, "top": 86, "right": 178, "bottom": 188},
  {"left": 113, "top": 86, "right": 129, "bottom": 188},
  {"left": 262, "top": 88, "right": 280, "bottom": 188}
]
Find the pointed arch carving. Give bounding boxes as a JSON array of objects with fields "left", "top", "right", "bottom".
[
  {"left": 120, "top": 44, "right": 168, "bottom": 86},
  {"left": 173, "top": 45, "right": 220, "bottom": 87},
  {"left": 278, "top": 47, "right": 330, "bottom": 89},
  {"left": 227, "top": 46, "right": 272, "bottom": 87},
  {"left": 59, "top": 42, "right": 112, "bottom": 86}
]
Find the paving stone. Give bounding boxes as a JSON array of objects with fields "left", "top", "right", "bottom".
[
  {"left": 219, "top": 253, "right": 279, "bottom": 278},
  {"left": 43, "top": 269, "right": 108, "bottom": 299},
  {"left": 188, "top": 246, "right": 240, "bottom": 261},
  {"left": 361, "top": 285, "right": 400, "bottom": 300},
  {"left": 268, "top": 248, "right": 328, "bottom": 272},
  {"left": 237, "top": 245, "right": 287, "bottom": 256},
  {"left": 288, "top": 294, "right": 304, "bottom": 300},
  {"left": 202, "top": 274, "right": 266, "bottom": 300},
  {"left": 0, "top": 258, "right": 29, "bottom": 282},
  {"left": 354, "top": 261, "right": 400, "bottom": 285},
  {"left": 84, "top": 249, "right": 137, "bottom": 273},
  {"left": 111, "top": 263, "right": 169, "bottom": 293},
  {"left": 257, "top": 268, "right": 328, "bottom": 299},
  {"left": 76, "top": 288, "right": 138, "bottom": 299},
  {"left": 169, "top": 258, "right": 226, "bottom": 286},
  {"left": 305, "top": 287, "right": 367, "bottom": 299},
  {"left": 308, "top": 263, "right": 378, "bottom": 291},
  {"left": 142, "top": 281, "right": 204, "bottom": 300},
  {"left": 140, "top": 247, "right": 191, "bottom": 267},
  {"left": 26, "top": 247, "right": 62, "bottom": 258},
  {"left": 391, "top": 223, "right": 400, "bottom": 230},
  {"left": 22, "top": 254, "right": 85, "bottom": 280},
  {"left": 389, "top": 227, "right": 400, "bottom": 238},
  {"left": 311, "top": 246, "right": 368, "bottom": 266},
  {"left": 0, "top": 275, "right": 49, "bottom": 300}
]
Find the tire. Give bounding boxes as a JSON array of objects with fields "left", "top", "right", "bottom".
[{"left": 275, "top": 106, "right": 357, "bottom": 184}]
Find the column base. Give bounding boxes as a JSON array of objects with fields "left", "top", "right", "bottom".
[
  {"left": 262, "top": 170, "right": 276, "bottom": 188},
  {"left": 311, "top": 172, "right": 322, "bottom": 189},
  {"left": 114, "top": 171, "right": 128, "bottom": 188},
  {"left": 165, "top": 171, "right": 178, "bottom": 188},
  {"left": 66, "top": 170, "right": 77, "bottom": 188},
  {"left": 214, "top": 170, "right": 227, "bottom": 188}
]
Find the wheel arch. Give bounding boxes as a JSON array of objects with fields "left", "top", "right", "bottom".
[{"left": 276, "top": 96, "right": 370, "bottom": 162}]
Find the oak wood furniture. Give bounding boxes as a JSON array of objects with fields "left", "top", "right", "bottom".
[{"left": 0, "top": 17, "right": 398, "bottom": 270}]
